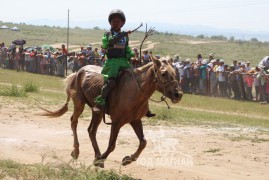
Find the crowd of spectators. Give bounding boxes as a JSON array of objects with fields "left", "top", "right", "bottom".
[
  {"left": 0, "top": 43, "right": 105, "bottom": 76},
  {"left": 169, "top": 53, "right": 269, "bottom": 104},
  {"left": 1, "top": 41, "right": 268, "bottom": 104}
]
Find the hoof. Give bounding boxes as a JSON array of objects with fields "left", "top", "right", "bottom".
[
  {"left": 94, "top": 158, "right": 104, "bottom": 168},
  {"left": 71, "top": 150, "right": 79, "bottom": 159},
  {"left": 122, "top": 156, "right": 132, "bottom": 166}
]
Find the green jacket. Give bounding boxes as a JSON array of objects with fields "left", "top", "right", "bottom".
[{"left": 102, "top": 30, "right": 134, "bottom": 60}]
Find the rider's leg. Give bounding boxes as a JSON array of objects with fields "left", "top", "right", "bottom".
[{"left": 93, "top": 78, "right": 117, "bottom": 112}]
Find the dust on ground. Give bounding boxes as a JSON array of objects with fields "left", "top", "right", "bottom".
[{"left": 0, "top": 97, "right": 268, "bottom": 180}]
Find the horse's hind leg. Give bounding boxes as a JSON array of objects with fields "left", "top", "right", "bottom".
[
  {"left": 70, "top": 102, "right": 85, "bottom": 159},
  {"left": 122, "top": 119, "right": 147, "bottom": 166},
  {"left": 87, "top": 112, "right": 102, "bottom": 164}
]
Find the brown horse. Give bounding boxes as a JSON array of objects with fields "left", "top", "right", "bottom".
[{"left": 40, "top": 59, "right": 183, "bottom": 167}]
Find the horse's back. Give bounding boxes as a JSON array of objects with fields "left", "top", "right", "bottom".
[
  {"left": 76, "top": 65, "right": 104, "bottom": 106},
  {"left": 80, "top": 65, "right": 102, "bottom": 74}
]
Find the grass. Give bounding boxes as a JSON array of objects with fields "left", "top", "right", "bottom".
[
  {"left": 0, "top": 68, "right": 268, "bottom": 129},
  {"left": 0, "top": 84, "right": 27, "bottom": 97},
  {"left": 0, "top": 159, "right": 133, "bottom": 180},
  {"left": 229, "top": 135, "right": 269, "bottom": 143},
  {"left": 23, "top": 81, "right": 40, "bottom": 93},
  {"left": 0, "top": 22, "right": 269, "bottom": 65},
  {"left": 148, "top": 92, "right": 269, "bottom": 128},
  {"left": 203, "top": 148, "right": 221, "bottom": 153}
]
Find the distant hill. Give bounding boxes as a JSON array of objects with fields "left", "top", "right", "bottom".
[
  {"left": 23, "top": 19, "right": 269, "bottom": 42},
  {"left": 0, "top": 20, "right": 268, "bottom": 65}
]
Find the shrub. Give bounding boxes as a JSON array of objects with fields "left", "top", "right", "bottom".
[
  {"left": 0, "top": 84, "right": 27, "bottom": 97},
  {"left": 23, "top": 82, "right": 40, "bottom": 93}
]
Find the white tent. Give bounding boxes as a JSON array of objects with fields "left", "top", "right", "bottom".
[
  {"left": 11, "top": 26, "right": 20, "bottom": 31},
  {"left": 0, "top": 25, "right": 9, "bottom": 29}
]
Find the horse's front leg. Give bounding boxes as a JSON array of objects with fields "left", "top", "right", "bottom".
[
  {"left": 122, "top": 119, "right": 147, "bottom": 166},
  {"left": 70, "top": 103, "right": 85, "bottom": 159},
  {"left": 95, "top": 122, "right": 122, "bottom": 168}
]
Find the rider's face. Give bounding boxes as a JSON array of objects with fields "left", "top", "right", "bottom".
[{"left": 110, "top": 16, "right": 124, "bottom": 32}]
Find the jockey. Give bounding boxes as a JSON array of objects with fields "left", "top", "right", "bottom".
[{"left": 93, "top": 9, "right": 155, "bottom": 117}]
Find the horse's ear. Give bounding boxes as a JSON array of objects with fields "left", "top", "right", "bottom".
[{"left": 153, "top": 59, "right": 162, "bottom": 69}]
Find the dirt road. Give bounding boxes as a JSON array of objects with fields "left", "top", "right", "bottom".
[{"left": 0, "top": 98, "right": 268, "bottom": 179}]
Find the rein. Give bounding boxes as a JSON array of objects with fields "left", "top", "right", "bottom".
[{"left": 130, "top": 64, "right": 173, "bottom": 109}]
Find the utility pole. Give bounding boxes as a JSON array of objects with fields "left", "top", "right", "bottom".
[{"left": 66, "top": 9, "right": 70, "bottom": 76}]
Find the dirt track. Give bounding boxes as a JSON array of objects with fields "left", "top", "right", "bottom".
[{"left": 0, "top": 97, "right": 268, "bottom": 180}]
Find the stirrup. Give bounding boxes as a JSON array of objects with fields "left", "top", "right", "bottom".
[{"left": 145, "top": 110, "right": 156, "bottom": 118}]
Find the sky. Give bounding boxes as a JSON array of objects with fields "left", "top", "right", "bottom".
[{"left": 1, "top": 0, "right": 269, "bottom": 33}]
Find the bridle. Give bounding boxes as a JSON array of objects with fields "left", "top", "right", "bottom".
[
  {"left": 131, "top": 64, "right": 179, "bottom": 109},
  {"left": 151, "top": 66, "right": 180, "bottom": 108}
]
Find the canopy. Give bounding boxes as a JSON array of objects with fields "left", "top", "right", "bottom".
[
  {"left": 11, "top": 26, "right": 20, "bottom": 31},
  {"left": 12, "top": 39, "right": 26, "bottom": 45},
  {"left": 0, "top": 25, "right": 9, "bottom": 29},
  {"left": 41, "top": 44, "right": 55, "bottom": 52}
]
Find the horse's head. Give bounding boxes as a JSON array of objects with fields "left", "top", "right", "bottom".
[{"left": 152, "top": 59, "right": 183, "bottom": 103}]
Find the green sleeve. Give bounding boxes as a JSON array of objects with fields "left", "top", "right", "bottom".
[{"left": 102, "top": 33, "right": 109, "bottom": 49}]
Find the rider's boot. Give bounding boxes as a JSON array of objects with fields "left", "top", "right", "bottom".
[
  {"left": 145, "top": 110, "right": 156, "bottom": 117},
  {"left": 93, "top": 78, "right": 117, "bottom": 113}
]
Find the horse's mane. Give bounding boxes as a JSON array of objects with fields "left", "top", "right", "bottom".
[{"left": 134, "top": 62, "right": 153, "bottom": 75}]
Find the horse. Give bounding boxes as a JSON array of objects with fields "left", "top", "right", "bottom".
[{"left": 40, "top": 59, "right": 183, "bottom": 167}]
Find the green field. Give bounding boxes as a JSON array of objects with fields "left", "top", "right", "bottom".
[{"left": 0, "top": 68, "right": 268, "bottom": 128}]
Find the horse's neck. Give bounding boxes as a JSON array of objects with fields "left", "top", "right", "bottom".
[{"left": 134, "top": 65, "right": 156, "bottom": 98}]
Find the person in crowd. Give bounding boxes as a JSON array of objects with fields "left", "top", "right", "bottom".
[
  {"left": 80, "top": 46, "right": 87, "bottom": 56},
  {"left": 208, "top": 59, "right": 218, "bottom": 96},
  {"left": 245, "top": 61, "right": 251, "bottom": 71},
  {"left": 258, "top": 56, "right": 269, "bottom": 70},
  {"left": 131, "top": 47, "right": 140, "bottom": 68},
  {"left": 229, "top": 65, "right": 241, "bottom": 100},
  {"left": 197, "top": 54, "right": 203, "bottom": 62},
  {"left": 174, "top": 54, "right": 180, "bottom": 63},
  {"left": 56, "top": 44, "right": 68, "bottom": 76},
  {"left": 92, "top": 47, "right": 101, "bottom": 66},
  {"left": 258, "top": 56, "right": 269, "bottom": 103},
  {"left": 1, "top": 43, "right": 8, "bottom": 68},
  {"left": 99, "top": 45, "right": 107, "bottom": 66},
  {"left": 85, "top": 45, "right": 93, "bottom": 65},
  {"left": 182, "top": 59, "right": 192, "bottom": 93},
  {"left": 191, "top": 61, "right": 201, "bottom": 94},
  {"left": 141, "top": 50, "right": 152, "bottom": 65},
  {"left": 44, "top": 49, "right": 52, "bottom": 75},
  {"left": 232, "top": 62, "right": 248, "bottom": 100},
  {"left": 216, "top": 60, "right": 227, "bottom": 97},
  {"left": 248, "top": 67, "right": 261, "bottom": 101},
  {"left": 232, "top": 60, "right": 239, "bottom": 70},
  {"left": 223, "top": 64, "right": 231, "bottom": 98},
  {"left": 77, "top": 52, "right": 85, "bottom": 70},
  {"left": 208, "top": 53, "right": 215, "bottom": 62},
  {"left": 199, "top": 59, "right": 208, "bottom": 95},
  {"left": 15, "top": 46, "right": 25, "bottom": 71}
]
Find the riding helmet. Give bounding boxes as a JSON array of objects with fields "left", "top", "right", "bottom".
[{"left": 108, "top": 9, "right": 126, "bottom": 24}]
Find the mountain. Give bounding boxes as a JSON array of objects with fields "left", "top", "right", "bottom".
[{"left": 25, "top": 19, "right": 269, "bottom": 42}]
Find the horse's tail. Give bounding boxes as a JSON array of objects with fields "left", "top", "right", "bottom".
[{"left": 39, "top": 73, "right": 77, "bottom": 118}]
